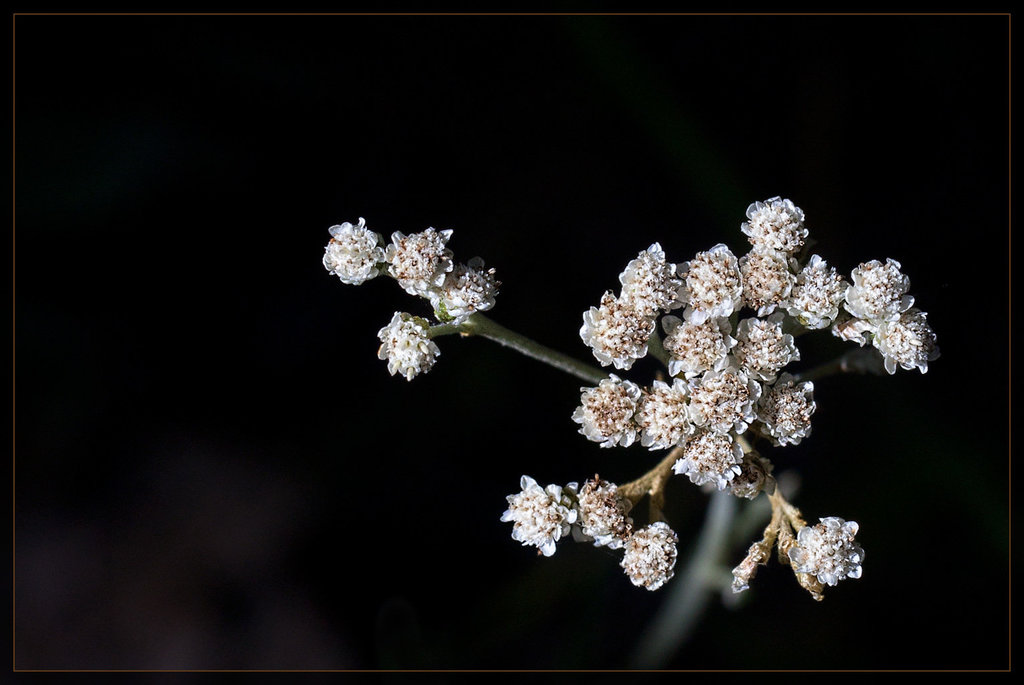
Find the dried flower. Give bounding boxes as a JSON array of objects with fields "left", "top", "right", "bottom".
[
  {"left": 572, "top": 374, "right": 642, "bottom": 448},
  {"left": 376, "top": 312, "right": 440, "bottom": 381},
  {"left": 729, "top": 452, "right": 775, "bottom": 500},
  {"left": 620, "top": 522, "right": 678, "bottom": 591},
  {"left": 731, "top": 539, "right": 772, "bottom": 593},
  {"left": 788, "top": 517, "right": 865, "bottom": 587},
  {"left": 831, "top": 312, "right": 877, "bottom": 347},
  {"left": 322, "top": 218, "right": 385, "bottom": 285},
  {"left": 501, "top": 476, "right": 579, "bottom": 557}
]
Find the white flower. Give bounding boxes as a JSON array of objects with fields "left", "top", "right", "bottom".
[
  {"left": 620, "top": 522, "right": 678, "bottom": 591},
  {"left": 787, "top": 255, "right": 850, "bottom": 329},
  {"left": 740, "top": 196, "right": 808, "bottom": 255},
  {"left": 788, "top": 517, "right": 865, "bottom": 587},
  {"left": 688, "top": 366, "right": 761, "bottom": 435},
  {"left": 618, "top": 243, "right": 685, "bottom": 316},
  {"left": 679, "top": 244, "right": 744, "bottom": 325},
  {"left": 757, "top": 373, "right": 816, "bottom": 446},
  {"left": 376, "top": 312, "right": 440, "bottom": 381},
  {"left": 733, "top": 313, "right": 800, "bottom": 383},
  {"left": 580, "top": 291, "right": 656, "bottom": 370},
  {"left": 576, "top": 478, "right": 633, "bottom": 549},
  {"left": 845, "top": 258, "right": 914, "bottom": 323},
  {"left": 739, "top": 248, "right": 796, "bottom": 316},
  {"left": 672, "top": 429, "right": 744, "bottom": 490},
  {"left": 501, "top": 476, "right": 579, "bottom": 557},
  {"left": 661, "top": 315, "right": 736, "bottom": 379},
  {"left": 635, "top": 379, "right": 695, "bottom": 450},
  {"left": 572, "top": 375, "right": 641, "bottom": 448},
  {"left": 429, "top": 257, "right": 500, "bottom": 323},
  {"left": 322, "top": 218, "right": 385, "bottom": 285},
  {"left": 873, "top": 308, "right": 940, "bottom": 374},
  {"left": 384, "top": 227, "right": 455, "bottom": 296}
]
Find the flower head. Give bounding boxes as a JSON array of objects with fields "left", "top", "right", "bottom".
[
  {"left": 430, "top": 257, "right": 500, "bottom": 323},
  {"left": 739, "top": 248, "right": 795, "bottom": 316},
  {"left": 672, "top": 429, "right": 744, "bottom": 490},
  {"left": 580, "top": 291, "right": 655, "bottom": 370},
  {"left": 661, "top": 315, "right": 736, "bottom": 379},
  {"left": 385, "top": 227, "right": 455, "bottom": 296},
  {"left": 688, "top": 367, "right": 761, "bottom": 435},
  {"left": 322, "top": 218, "right": 385, "bottom": 285},
  {"left": 788, "top": 517, "right": 865, "bottom": 587},
  {"left": 733, "top": 313, "right": 800, "bottom": 383},
  {"left": 872, "top": 307, "right": 939, "bottom": 374},
  {"left": 787, "top": 255, "right": 850, "bottom": 329},
  {"left": 501, "top": 476, "right": 579, "bottom": 557},
  {"left": 619, "top": 243, "right": 685, "bottom": 317},
  {"left": 741, "top": 197, "right": 808, "bottom": 255},
  {"left": 635, "top": 379, "right": 695, "bottom": 450},
  {"left": 620, "top": 522, "right": 678, "bottom": 591},
  {"left": 679, "top": 244, "right": 743, "bottom": 325},
  {"left": 576, "top": 478, "right": 633, "bottom": 549},
  {"left": 845, "top": 258, "right": 914, "bottom": 323},
  {"left": 728, "top": 452, "right": 775, "bottom": 500},
  {"left": 757, "top": 373, "right": 816, "bottom": 446},
  {"left": 572, "top": 375, "right": 642, "bottom": 448},
  {"left": 376, "top": 312, "right": 440, "bottom": 381}
]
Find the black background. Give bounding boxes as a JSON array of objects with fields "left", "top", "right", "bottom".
[{"left": 14, "top": 13, "right": 1009, "bottom": 670}]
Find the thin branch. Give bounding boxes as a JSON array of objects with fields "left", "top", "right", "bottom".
[{"left": 459, "top": 313, "right": 609, "bottom": 385}]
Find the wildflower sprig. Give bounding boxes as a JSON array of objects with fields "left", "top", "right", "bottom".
[{"left": 320, "top": 197, "right": 938, "bottom": 600}]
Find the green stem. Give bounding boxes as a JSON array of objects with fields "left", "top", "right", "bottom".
[
  {"left": 425, "top": 321, "right": 464, "bottom": 338},
  {"left": 458, "top": 313, "right": 610, "bottom": 385}
]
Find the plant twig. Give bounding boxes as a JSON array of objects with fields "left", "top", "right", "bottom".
[{"left": 457, "top": 313, "right": 609, "bottom": 385}]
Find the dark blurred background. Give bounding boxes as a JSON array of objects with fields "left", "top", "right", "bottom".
[{"left": 14, "top": 13, "right": 1009, "bottom": 670}]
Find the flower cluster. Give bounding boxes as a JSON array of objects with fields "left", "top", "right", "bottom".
[
  {"left": 322, "top": 198, "right": 934, "bottom": 601},
  {"left": 834, "top": 259, "right": 939, "bottom": 374},
  {"left": 501, "top": 475, "right": 679, "bottom": 591},
  {"left": 323, "top": 218, "right": 500, "bottom": 380},
  {"left": 580, "top": 243, "right": 682, "bottom": 370},
  {"left": 564, "top": 196, "right": 934, "bottom": 596}
]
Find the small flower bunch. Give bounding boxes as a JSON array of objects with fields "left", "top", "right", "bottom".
[
  {"left": 322, "top": 217, "right": 500, "bottom": 380},
  {"left": 501, "top": 475, "right": 678, "bottom": 591},
  {"left": 321, "top": 197, "right": 936, "bottom": 601}
]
